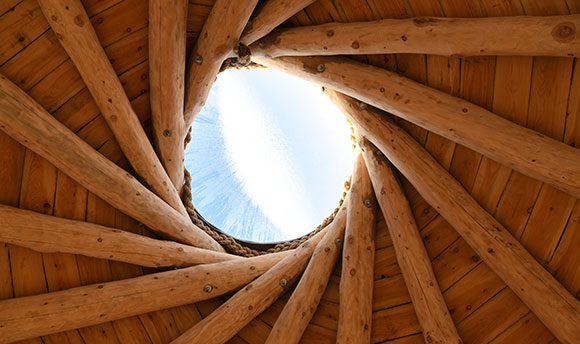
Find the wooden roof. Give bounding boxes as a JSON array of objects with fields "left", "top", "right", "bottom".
[{"left": 1, "top": 0, "right": 580, "bottom": 343}]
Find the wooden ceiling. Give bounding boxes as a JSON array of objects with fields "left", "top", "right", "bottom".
[{"left": 0, "top": 0, "right": 580, "bottom": 343}]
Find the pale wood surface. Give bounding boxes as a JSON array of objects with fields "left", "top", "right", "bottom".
[
  {"left": 241, "top": 0, "right": 316, "bottom": 45},
  {"left": 328, "top": 90, "right": 580, "bottom": 344},
  {"left": 0, "top": 73, "right": 223, "bottom": 251},
  {"left": 0, "top": 252, "right": 289, "bottom": 343},
  {"left": 251, "top": 15, "right": 580, "bottom": 57},
  {"left": 37, "top": 0, "right": 187, "bottom": 216},
  {"left": 171, "top": 204, "right": 348, "bottom": 344},
  {"left": 360, "top": 137, "right": 462, "bottom": 344},
  {"left": 149, "top": 0, "right": 188, "bottom": 191},
  {"left": 183, "top": 0, "right": 259, "bottom": 130},
  {"left": 337, "top": 152, "right": 376, "bottom": 344},
  {"left": 265, "top": 197, "right": 349, "bottom": 344},
  {"left": 0, "top": 204, "right": 237, "bottom": 268},
  {"left": 253, "top": 55, "right": 580, "bottom": 201}
]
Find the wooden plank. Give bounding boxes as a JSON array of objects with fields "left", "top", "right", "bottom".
[
  {"left": 0, "top": 252, "right": 287, "bottom": 343},
  {"left": 371, "top": 303, "right": 421, "bottom": 343},
  {"left": 337, "top": 153, "right": 376, "bottom": 344},
  {"left": 489, "top": 312, "right": 555, "bottom": 344},
  {"left": 254, "top": 55, "right": 580, "bottom": 200},
  {"left": 38, "top": 0, "right": 187, "bottom": 216},
  {"left": 549, "top": 202, "right": 580, "bottom": 294},
  {"left": 0, "top": 74, "right": 223, "bottom": 251},
  {"left": 330, "top": 91, "right": 580, "bottom": 343}
]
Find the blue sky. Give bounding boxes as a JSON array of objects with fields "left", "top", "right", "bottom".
[{"left": 185, "top": 68, "right": 354, "bottom": 242}]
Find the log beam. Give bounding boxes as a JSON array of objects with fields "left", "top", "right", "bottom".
[
  {"left": 37, "top": 0, "right": 187, "bottom": 216},
  {"left": 0, "top": 73, "right": 223, "bottom": 251},
  {"left": 265, "top": 197, "right": 348, "bottom": 344},
  {"left": 171, "top": 202, "right": 348, "bottom": 344},
  {"left": 240, "top": 0, "right": 316, "bottom": 46},
  {"left": 328, "top": 90, "right": 580, "bottom": 344},
  {"left": 337, "top": 152, "right": 376, "bottom": 344},
  {"left": 0, "top": 252, "right": 289, "bottom": 343},
  {"left": 359, "top": 138, "right": 462, "bottom": 344},
  {"left": 252, "top": 55, "right": 580, "bottom": 200},
  {"left": 0, "top": 204, "right": 236, "bottom": 268},
  {"left": 183, "top": 0, "right": 259, "bottom": 130},
  {"left": 149, "top": 0, "right": 188, "bottom": 191},
  {"left": 251, "top": 15, "right": 580, "bottom": 58}
]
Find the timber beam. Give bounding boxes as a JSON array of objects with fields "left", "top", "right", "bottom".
[
  {"left": 337, "top": 152, "right": 376, "bottom": 344},
  {"left": 37, "top": 0, "right": 187, "bottom": 216},
  {"left": 183, "top": 0, "right": 259, "bottom": 130},
  {"left": 0, "top": 73, "right": 223, "bottom": 251},
  {"left": 0, "top": 204, "right": 236, "bottom": 268},
  {"left": 171, "top": 202, "right": 348, "bottom": 344},
  {"left": 0, "top": 252, "right": 289, "bottom": 343},
  {"left": 328, "top": 90, "right": 580, "bottom": 344},
  {"left": 252, "top": 55, "right": 580, "bottom": 200},
  {"left": 251, "top": 15, "right": 580, "bottom": 58},
  {"left": 360, "top": 138, "right": 462, "bottom": 344},
  {"left": 149, "top": 0, "right": 188, "bottom": 192}
]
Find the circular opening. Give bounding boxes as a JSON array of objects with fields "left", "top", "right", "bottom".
[{"left": 185, "top": 67, "right": 354, "bottom": 243}]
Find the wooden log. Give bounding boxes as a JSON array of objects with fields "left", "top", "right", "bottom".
[
  {"left": 0, "top": 204, "right": 237, "bottom": 268},
  {"left": 171, "top": 202, "right": 349, "bottom": 344},
  {"left": 337, "top": 152, "right": 376, "bottom": 344},
  {"left": 149, "top": 0, "right": 188, "bottom": 191},
  {"left": 252, "top": 55, "right": 580, "bottom": 200},
  {"left": 359, "top": 138, "right": 462, "bottom": 344},
  {"left": 183, "top": 0, "right": 259, "bottom": 130},
  {"left": 251, "top": 15, "right": 580, "bottom": 58},
  {"left": 0, "top": 252, "right": 289, "bottom": 343},
  {"left": 265, "top": 198, "right": 348, "bottom": 344},
  {"left": 240, "top": 0, "right": 316, "bottom": 46},
  {"left": 36, "top": 0, "right": 187, "bottom": 216},
  {"left": 0, "top": 73, "right": 223, "bottom": 251},
  {"left": 327, "top": 90, "right": 580, "bottom": 344}
]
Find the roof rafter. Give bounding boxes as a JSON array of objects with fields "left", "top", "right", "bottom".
[
  {"left": 358, "top": 135, "right": 462, "bottom": 343},
  {"left": 37, "top": 0, "right": 188, "bottom": 216},
  {"left": 149, "top": 0, "right": 188, "bottom": 192},
  {"left": 0, "top": 252, "right": 289, "bottom": 343},
  {"left": 331, "top": 90, "right": 580, "bottom": 343},
  {"left": 240, "top": 0, "right": 317, "bottom": 46},
  {"left": 0, "top": 74, "right": 223, "bottom": 251},
  {"left": 183, "top": 0, "right": 259, "bottom": 130},
  {"left": 337, "top": 152, "right": 376, "bottom": 344},
  {"left": 171, "top": 203, "right": 348, "bottom": 344},
  {"left": 0, "top": 204, "right": 237, "bottom": 268},
  {"left": 252, "top": 55, "right": 580, "bottom": 200},
  {"left": 251, "top": 15, "right": 580, "bottom": 58}
]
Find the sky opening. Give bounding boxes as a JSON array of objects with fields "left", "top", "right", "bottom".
[{"left": 185, "top": 67, "right": 354, "bottom": 242}]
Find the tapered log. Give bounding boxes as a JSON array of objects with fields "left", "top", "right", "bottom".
[
  {"left": 328, "top": 90, "right": 580, "bottom": 344},
  {"left": 240, "top": 0, "right": 316, "bottom": 45},
  {"left": 360, "top": 138, "right": 462, "bottom": 344},
  {"left": 0, "top": 74, "right": 223, "bottom": 251},
  {"left": 0, "top": 204, "right": 236, "bottom": 268},
  {"left": 265, "top": 198, "right": 348, "bottom": 344},
  {"left": 183, "top": 0, "right": 259, "bottom": 130},
  {"left": 0, "top": 252, "right": 290, "bottom": 343},
  {"left": 337, "top": 152, "right": 376, "bottom": 344},
  {"left": 149, "top": 0, "right": 188, "bottom": 191},
  {"left": 253, "top": 56, "right": 580, "bottom": 200},
  {"left": 171, "top": 201, "right": 349, "bottom": 344},
  {"left": 37, "top": 0, "right": 187, "bottom": 216},
  {"left": 251, "top": 15, "right": 580, "bottom": 58}
]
